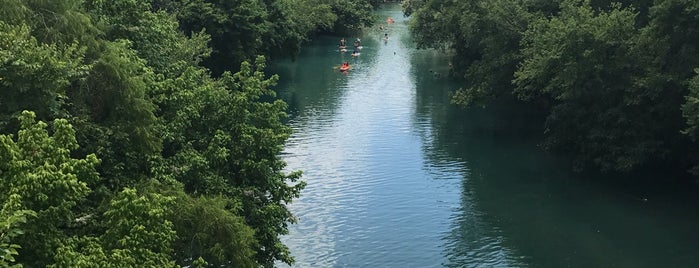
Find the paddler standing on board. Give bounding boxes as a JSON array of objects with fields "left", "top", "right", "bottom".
[{"left": 339, "top": 38, "right": 347, "bottom": 52}]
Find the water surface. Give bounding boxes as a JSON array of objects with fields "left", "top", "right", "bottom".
[{"left": 272, "top": 5, "right": 699, "bottom": 267}]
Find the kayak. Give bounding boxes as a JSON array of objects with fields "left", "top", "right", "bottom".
[
  {"left": 340, "top": 65, "right": 350, "bottom": 71},
  {"left": 351, "top": 52, "right": 360, "bottom": 57}
]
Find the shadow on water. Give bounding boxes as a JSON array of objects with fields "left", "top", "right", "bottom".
[
  {"left": 411, "top": 40, "right": 699, "bottom": 267},
  {"left": 271, "top": 3, "right": 699, "bottom": 268}
]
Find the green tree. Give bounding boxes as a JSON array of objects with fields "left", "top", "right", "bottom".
[
  {"left": 222, "top": 57, "right": 305, "bottom": 266},
  {"left": 0, "top": 0, "right": 99, "bottom": 47},
  {"left": 169, "top": 194, "right": 257, "bottom": 267},
  {"left": 160, "top": 0, "right": 269, "bottom": 74},
  {"left": 151, "top": 57, "right": 304, "bottom": 266},
  {"left": 408, "top": 0, "right": 556, "bottom": 107},
  {"left": 648, "top": 0, "right": 699, "bottom": 172},
  {"left": 0, "top": 0, "right": 307, "bottom": 266},
  {"left": 0, "top": 111, "right": 99, "bottom": 266},
  {"left": 328, "top": 0, "right": 375, "bottom": 34},
  {"left": 262, "top": 0, "right": 336, "bottom": 59},
  {"left": 0, "top": 195, "right": 35, "bottom": 267},
  {"left": 83, "top": 0, "right": 211, "bottom": 74},
  {"left": 682, "top": 70, "right": 699, "bottom": 174},
  {"left": 51, "top": 187, "right": 177, "bottom": 268},
  {"left": 67, "top": 40, "right": 161, "bottom": 190},
  {"left": 408, "top": 0, "right": 699, "bottom": 175},
  {"left": 0, "top": 21, "right": 87, "bottom": 130},
  {"left": 514, "top": 0, "right": 676, "bottom": 171}
]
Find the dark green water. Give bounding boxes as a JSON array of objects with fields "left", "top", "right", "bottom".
[{"left": 271, "top": 5, "right": 699, "bottom": 267}]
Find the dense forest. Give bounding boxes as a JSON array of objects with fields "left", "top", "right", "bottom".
[
  {"left": 405, "top": 0, "right": 699, "bottom": 177},
  {"left": 0, "top": 0, "right": 377, "bottom": 267}
]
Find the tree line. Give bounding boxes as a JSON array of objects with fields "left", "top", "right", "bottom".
[
  {"left": 406, "top": 0, "right": 699, "bottom": 177},
  {"left": 0, "top": 0, "right": 376, "bottom": 267}
]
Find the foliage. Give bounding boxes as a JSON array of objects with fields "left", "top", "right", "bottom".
[
  {"left": 408, "top": 0, "right": 553, "bottom": 107},
  {"left": 51, "top": 188, "right": 177, "bottom": 268},
  {"left": 158, "top": 0, "right": 269, "bottom": 75},
  {"left": 407, "top": 0, "right": 699, "bottom": 174},
  {"left": 84, "top": 0, "right": 211, "bottom": 73},
  {"left": 328, "top": 0, "right": 375, "bottom": 34},
  {"left": 68, "top": 39, "right": 161, "bottom": 191},
  {"left": 683, "top": 70, "right": 699, "bottom": 174},
  {"left": 157, "top": 0, "right": 375, "bottom": 73},
  {"left": 0, "top": 111, "right": 99, "bottom": 266},
  {"left": 684, "top": 70, "right": 699, "bottom": 141},
  {"left": 0, "top": 0, "right": 314, "bottom": 266},
  {"left": 170, "top": 194, "right": 257, "bottom": 267},
  {"left": 0, "top": 195, "right": 35, "bottom": 268},
  {"left": 0, "top": 0, "right": 100, "bottom": 46},
  {"left": 262, "top": 0, "right": 337, "bottom": 59},
  {"left": 0, "top": 21, "right": 86, "bottom": 129},
  {"left": 151, "top": 56, "right": 305, "bottom": 266},
  {"left": 515, "top": 1, "right": 654, "bottom": 171}
]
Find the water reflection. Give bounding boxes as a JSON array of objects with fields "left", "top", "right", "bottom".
[
  {"left": 273, "top": 5, "right": 524, "bottom": 266},
  {"left": 273, "top": 4, "right": 699, "bottom": 268},
  {"left": 412, "top": 26, "right": 699, "bottom": 268}
]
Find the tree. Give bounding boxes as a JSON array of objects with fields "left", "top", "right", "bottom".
[
  {"left": 0, "top": 0, "right": 307, "bottom": 266},
  {"left": 408, "top": 0, "right": 557, "bottom": 107},
  {"left": 0, "top": 21, "right": 87, "bottom": 130},
  {"left": 169, "top": 194, "right": 257, "bottom": 267},
  {"left": 0, "top": 195, "right": 35, "bottom": 267},
  {"left": 328, "top": 0, "right": 375, "bottom": 34},
  {"left": 66, "top": 40, "right": 161, "bottom": 191},
  {"left": 261, "top": 0, "right": 336, "bottom": 59},
  {"left": 0, "top": 111, "right": 99, "bottom": 266},
  {"left": 51, "top": 187, "right": 177, "bottom": 268},
  {"left": 151, "top": 57, "right": 304, "bottom": 266},
  {"left": 160, "top": 0, "right": 269, "bottom": 74},
  {"left": 682, "top": 70, "right": 699, "bottom": 174},
  {"left": 513, "top": 0, "right": 678, "bottom": 171},
  {"left": 83, "top": 0, "right": 212, "bottom": 74}
]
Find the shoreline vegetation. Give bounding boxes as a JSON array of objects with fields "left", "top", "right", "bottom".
[
  {"left": 404, "top": 0, "right": 699, "bottom": 182},
  {"left": 0, "top": 0, "right": 377, "bottom": 267},
  {"left": 4, "top": 0, "right": 699, "bottom": 266}
]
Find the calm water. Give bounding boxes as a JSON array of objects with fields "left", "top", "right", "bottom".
[{"left": 271, "top": 5, "right": 699, "bottom": 268}]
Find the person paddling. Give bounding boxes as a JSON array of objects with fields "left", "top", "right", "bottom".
[{"left": 339, "top": 38, "right": 346, "bottom": 47}]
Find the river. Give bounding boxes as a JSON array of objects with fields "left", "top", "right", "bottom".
[{"left": 270, "top": 4, "right": 699, "bottom": 268}]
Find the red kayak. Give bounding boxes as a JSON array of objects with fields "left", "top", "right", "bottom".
[{"left": 340, "top": 65, "right": 350, "bottom": 71}]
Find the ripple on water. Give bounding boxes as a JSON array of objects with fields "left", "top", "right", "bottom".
[{"left": 277, "top": 6, "right": 525, "bottom": 268}]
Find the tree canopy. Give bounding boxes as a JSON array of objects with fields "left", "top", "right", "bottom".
[
  {"left": 406, "top": 0, "right": 699, "bottom": 176},
  {"left": 0, "top": 0, "right": 374, "bottom": 266}
]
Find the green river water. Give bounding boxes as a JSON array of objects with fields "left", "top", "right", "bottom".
[{"left": 270, "top": 4, "right": 699, "bottom": 267}]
